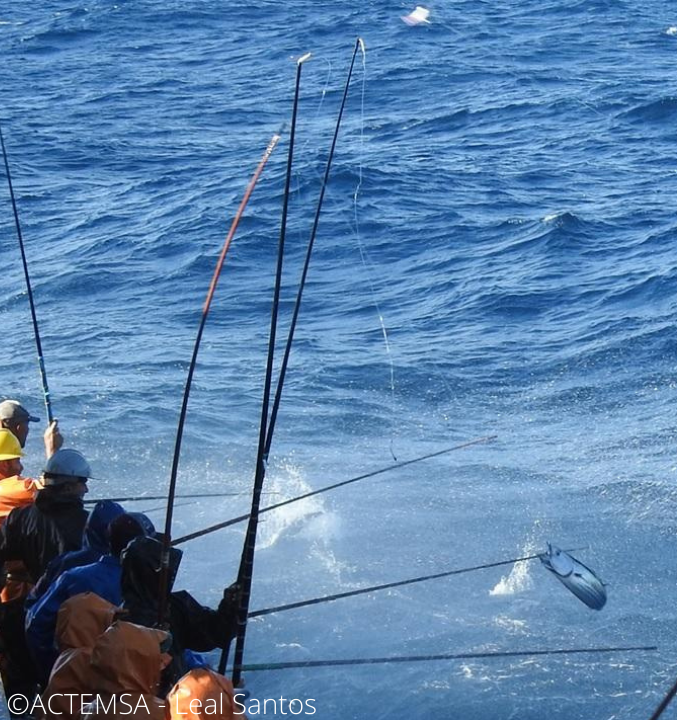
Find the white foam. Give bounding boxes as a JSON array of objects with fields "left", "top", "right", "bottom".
[{"left": 489, "top": 558, "right": 534, "bottom": 596}]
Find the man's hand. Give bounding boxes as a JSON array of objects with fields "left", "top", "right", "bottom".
[{"left": 44, "top": 419, "right": 63, "bottom": 458}]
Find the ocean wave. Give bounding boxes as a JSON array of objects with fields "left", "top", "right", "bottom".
[{"left": 617, "top": 96, "right": 677, "bottom": 124}]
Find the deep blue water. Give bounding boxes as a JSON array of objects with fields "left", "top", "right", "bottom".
[{"left": 3, "top": 1, "right": 677, "bottom": 718}]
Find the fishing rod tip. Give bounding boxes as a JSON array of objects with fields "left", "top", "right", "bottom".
[{"left": 297, "top": 52, "right": 312, "bottom": 65}]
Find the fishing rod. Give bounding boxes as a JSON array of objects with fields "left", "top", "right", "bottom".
[
  {"left": 172, "top": 434, "right": 497, "bottom": 546},
  {"left": 84, "top": 491, "right": 279, "bottom": 504},
  {"left": 249, "top": 547, "right": 584, "bottom": 618},
  {"left": 226, "top": 50, "right": 312, "bottom": 681},
  {"left": 156, "top": 128, "right": 282, "bottom": 627},
  {"left": 241, "top": 645, "right": 658, "bottom": 672},
  {"left": 0, "top": 124, "right": 53, "bottom": 423},
  {"left": 647, "top": 676, "right": 677, "bottom": 720},
  {"left": 135, "top": 499, "right": 198, "bottom": 515},
  {"left": 263, "top": 37, "right": 365, "bottom": 458}
]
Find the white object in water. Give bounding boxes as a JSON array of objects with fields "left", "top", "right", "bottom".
[{"left": 402, "top": 6, "right": 431, "bottom": 26}]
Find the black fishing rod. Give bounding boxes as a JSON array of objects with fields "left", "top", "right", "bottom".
[
  {"left": 0, "top": 124, "right": 53, "bottom": 423},
  {"left": 263, "top": 36, "right": 365, "bottom": 458},
  {"left": 225, "top": 51, "right": 312, "bottom": 681},
  {"left": 249, "top": 547, "right": 583, "bottom": 618},
  {"left": 648, "top": 676, "right": 677, "bottom": 720},
  {"left": 156, "top": 129, "right": 282, "bottom": 627},
  {"left": 172, "top": 434, "right": 497, "bottom": 546},
  {"left": 230, "top": 39, "right": 363, "bottom": 674},
  {"left": 84, "top": 491, "right": 279, "bottom": 504},
  {"left": 241, "top": 645, "right": 658, "bottom": 672}
]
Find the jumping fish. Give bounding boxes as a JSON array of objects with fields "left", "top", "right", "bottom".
[
  {"left": 401, "top": 6, "right": 431, "bottom": 26},
  {"left": 539, "top": 543, "right": 607, "bottom": 610}
]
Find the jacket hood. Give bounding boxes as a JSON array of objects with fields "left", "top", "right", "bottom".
[
  {"left": 90, "top": 620, "right": 170, "bottom": 695},
  {"left": 120, "top": 536, "right": 182, "bottom": 624},
  {"left": 166, "top": 667, "right": 238, "bottom": 720},
  {"left": 56, "top": 591, "right": 119, "bottom": 651},
  {"left": 83, "top": 500, "right": 125, "bottom": 553},
  {"left": 35, "top": 485, "right": 85, "bottom": 511}
]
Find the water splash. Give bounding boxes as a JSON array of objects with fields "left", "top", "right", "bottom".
[
  {"left": 489, "top": 558, "right": 535, "bottom": 596},
  {"left": 256, "top": 461, "right": 332, "bottom": 551},
  {"left": 490, "top": 533, "right": 541, "bottom": 596}
]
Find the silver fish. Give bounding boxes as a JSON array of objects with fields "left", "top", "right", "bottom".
[{"left": 539, "top": 543, "right": 607, "bottom": 611}]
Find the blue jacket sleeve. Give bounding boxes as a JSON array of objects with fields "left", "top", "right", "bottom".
[{"left": 25, "top": 570, "right": 83, "bottom": 681}]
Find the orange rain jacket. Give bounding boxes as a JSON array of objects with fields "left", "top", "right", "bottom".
[
  {"left": 78, "top": 620, "right": 170, "bottom": 720},
  {"left": 166, "top": 667, "right": 245, "bottom": 720},
  {"left": 39, "top": 592, "right": 119, "bottom": 720}
]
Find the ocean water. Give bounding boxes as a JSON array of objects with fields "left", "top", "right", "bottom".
[{"left": 2, "top": 0, "right": 677, "bottom": 718}]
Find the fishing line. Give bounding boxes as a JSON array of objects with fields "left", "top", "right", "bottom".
[
  {"left": 249, "top": 546, "right": 585, "bottom": 618},
  {"left": 350, "top": 41, "right": 399, "bottom": 461},
  {"left": 156, "top": 128, "right": 282, "bottom": 628},
  {"left": 295, "top": 57, "right": 333, "bottom": 163},
  {"left": 0, "top": 124, "right": 53, "bottom": 423},
  {"left": 172, "top": 434, "right": 496, "bottom": 546},
  {"left": 241, "top": 645, "right": 658, "bottom": 672}
]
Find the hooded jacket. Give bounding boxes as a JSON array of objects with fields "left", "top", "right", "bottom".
[
  {"left": 39, "top": 592, "right": 118, "bottom": 720},
  {"left": 120, "top": 537, "right": 237, "bottom": 692},
  {"left": 79, "top": 621, "right": 169, "bottom": 719},
  {"left": 166, "top": 667, "right": 242, "bottom": 720},
  {"left": 26, "top": 555, "right": 125, "bottom": 684}
]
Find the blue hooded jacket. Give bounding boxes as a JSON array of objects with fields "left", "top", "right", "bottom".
[{"left": 25, "top": 555, "right": 124, "bottom": 683}]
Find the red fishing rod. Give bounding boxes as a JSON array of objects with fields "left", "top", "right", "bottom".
[{"left": 157, "top": 129, "right": 282, "bottom": 626}]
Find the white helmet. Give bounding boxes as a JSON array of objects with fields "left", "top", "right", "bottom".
[{"left": 42, "top": 448, "right": 92, "bottom": 485}]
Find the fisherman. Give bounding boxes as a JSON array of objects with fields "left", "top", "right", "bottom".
[
  {"left": 39, "top": 592, "right": 119, "bottom": 720},
  {"left": 0, "top": 401, "right": 65, "bottom": 604},
  {"left": 120, "top": 536, "right": 242, "bottom": 694},
  {"left": 0, "top": 429, "right": 40, "bottom": 710},
  {"left": 25, "top": 512, "right": 149, "bottom": 684},
  {"left": 0, "top": 399, "right": 62, "bottom": 457},
  {"left": 0, "top": 429, "right": 37, "bottom": 587},
  {"left": 25, "top": 500, "right": 126, "bottom": 611},
  {"left": 78, "top": 620, "right": 170, "bottom": 720},
  {"left": 0, "top": 448, "right": 91, "bottom": 583},
  {"left": 0, "top": 448, "right": 91, "bottom": 709},
  {"left": 0, "top": 401, "right": 65, "bottom": 600}
]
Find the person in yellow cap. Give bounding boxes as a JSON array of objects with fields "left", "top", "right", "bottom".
[
  {"left": 0, "top": 399, "right": 62, "bottom": 457},
  {"left": 0, "top": 429, "right": 38, "bottom": 597},
  {"left": 0, "top": 429, "right": 40, "bottom": 713}
]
